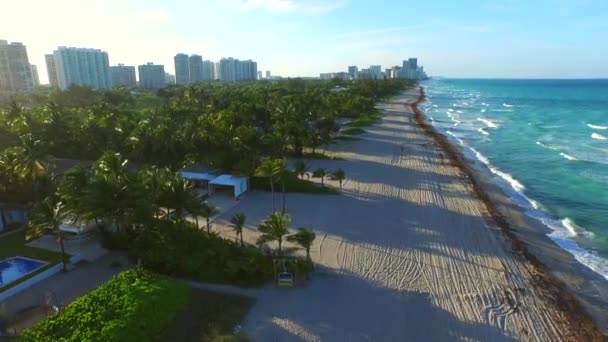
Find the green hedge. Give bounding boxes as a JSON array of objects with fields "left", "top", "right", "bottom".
[
  {"left": 131, "top": 221, "right": 275, "bottom": 287},
  {"left": 19, "top": 270, "right": 190, "bottom": 342}
]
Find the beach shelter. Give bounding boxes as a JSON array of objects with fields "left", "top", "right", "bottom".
[
  {"left": 180, "top": 171, "right": 218, "bottom": 193},
  {"left": 208, "top": 174, "right": 249, "bottom": 199}
]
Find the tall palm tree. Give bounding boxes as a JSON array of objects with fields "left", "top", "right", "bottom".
[
  {"left": 200, "top": 202, "right": 219, "bottom": 234},
  {"left": 312, "top": 168, "right": 327, "bottom": 186},
  {"left": 287, "top": 228, "right": 316, "bottom": 260},
  {"left": 58, "top": 167, "right": 95, "bottom": 225},
  {"left": 230, "top": 212, "right": 246, "bottom": 246},
  {"left": 162, "top": 174, "right": 201, "bottom": 220},
  {"left": 255, "top": 158, "right": 283, "bottom": 211},
  {"left": 12, "top": 134, "right": 51, "bottom": 178},
  {"left": 294, "top": 160, "right": 309, "bottom": 180},
  {"left": 258, "top": 212, "right": 290, "bottom": 256},
  {"left": 27, "top": 197, "right": 70, "bottom": 271},
  {"left": 331, "top": 168, "right": 346, "bottom": 190}
]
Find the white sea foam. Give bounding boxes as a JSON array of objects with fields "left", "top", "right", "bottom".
[
  {"left": 530, "top": 214, "right": 607, "bottom": 279},
  {"left": 503, "top": 103, "right": 513, "bottom": 107},
  {"left": 446, "top": 112, "right": 461, "bottom": 126},
  {"left": 560, "top": 152, "right": 577, "bottom": 161},
  {"left": 432, "top": 104, "right": 439, "bottom": 108},
  {"left": 447, "top": 108, "right": 454, "bottom": 112},
  {"left": 536, "top": 141, "right": 558, "bottom": 150},
  {"left": 456, "top": 110, "right": 464, "bottom": 114},
  {"left": 588, "top": 123, "right": 608, "bottom": 130},
  {"left": 592, "top": 133, "right": 608, "bottom": 140},
  {"left": 477, "top": 128, "right": 489, "bottom": 136},
  {"left": 481, "top": 109, "right": 487, "bottom": 113},
  {"left": 477, "top": 117, "right": 500, "bottom": 128},
  {"left": 462, "top": 102, "right": 469, "bottom": 106}
]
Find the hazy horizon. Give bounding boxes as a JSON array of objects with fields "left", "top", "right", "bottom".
[{"left": 3, "top": 0, "right": 608, "bottom": 84}]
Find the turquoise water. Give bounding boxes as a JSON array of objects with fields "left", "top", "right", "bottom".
[{"left": 420, "top": 79, "right": 608, "bottom": 279}]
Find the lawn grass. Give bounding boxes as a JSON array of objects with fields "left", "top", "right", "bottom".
[
  {"left": 345, "top": 112, "right": 381, "bottom": 127},
  {"left": 20, "top": 270, "right": 190, "bottom": 342},
  {"left": 0, "top": 230, "right": 64, "bottom": 293},
  {"left": 159, "top": 289, "right": 255, "bottom": 342},
  {"left": 251, "top": 171, "right": 338, "bottom": 195},
  {"left": 334, "top": 135, "right": 360, "bottom": 142},
  {"left": 341, "top": 127, "right": 365, "bottom": 136}
]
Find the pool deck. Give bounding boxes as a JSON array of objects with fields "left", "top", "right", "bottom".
[{"left": 0, "top": 252, "right": 133, "bottom": 334}]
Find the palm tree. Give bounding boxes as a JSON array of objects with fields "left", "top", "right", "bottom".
[
  {"left": 312, "top": 168, "right": 327, "bottom": 186},
  {"left": 27, "top": 197, "right": 70, "bottom": 271},
  {"left": 257, "top": 211, "right": 290, "bottom": 256},
  {"left": 294, "top": 160, "right": 309, "bottom": 180},
  {"left": 331, "top": 168, "right": 346, "bottom": 190},
  {"left": 255, "top": 158, "right": 283, "bottom": 211},
  {"left": 230, "top": 212, "right": 246, "bottom": 246},
  {"left": 200, "top": 202, "right": 219, "bottom": 234},
  {"left": 12, "top": 134, "right": 50, "bottom": 181},
  {"left": 162, "top": 174, "right": 201, "bottom": 220},
  {"left": 287, "top": 228, "right": 316, "bottom": 260},
  {"left": 58, "top": 167, "right": 95, "bottom": 225}
]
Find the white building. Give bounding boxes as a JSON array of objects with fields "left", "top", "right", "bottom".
[
  {"left": 174, "top": 53, "right": 190, "bottom": 85},
  {"left": 370, "top": 65, "right": 382, "bottom": 79},
  {"left": 138, "top": 63, "right": 166, "bottom": 89},
  {"left": 165, "top": 72, "right": 176, "bottom": 85},
  {"left": 53, "top": 47, "right": 112, "bottom": 90},
  {"left": 202, "top": 60, "right": 214, "bottom": 81},
  {"left": 30, "top": 64, "right": 40, "bottom": 86},
  {"left": 110, "top": 64, "right": 137, "bottom": 88},
  {"left": 189, "top": 54, "right": 203, "bottom": 83},
  {"left": 0, "top": 40, "right": 34, "bottom": 97},
  {"left": 45, "top": 54, "right": 59, "bottom": 88}
]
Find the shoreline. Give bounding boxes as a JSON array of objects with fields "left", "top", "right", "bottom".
[{"left": 410, "top": 85, "right": 607, "bottom": 339}]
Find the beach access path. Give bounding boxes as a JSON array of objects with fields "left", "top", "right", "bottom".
[{"left": 210, "top": 88, "right": 588, "bottom": 341}]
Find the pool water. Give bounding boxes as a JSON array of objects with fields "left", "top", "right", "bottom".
[{"left": 0, "top": 257, "right": 47, "bottom": 287}]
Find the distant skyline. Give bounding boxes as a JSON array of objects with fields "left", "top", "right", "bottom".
[{"left": 3, "top": 0, "right": 608, "bottom": 84}]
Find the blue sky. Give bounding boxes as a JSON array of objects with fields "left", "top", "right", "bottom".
[{"left": 3, "top": 0, "right": 608, "bottom": 82}]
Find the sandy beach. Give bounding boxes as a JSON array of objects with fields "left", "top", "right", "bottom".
[{"left": 210, "top": 87, "right": 603, "bottom": 341}]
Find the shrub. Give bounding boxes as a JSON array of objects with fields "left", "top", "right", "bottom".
[
  {"left": 20, "top": 270, "right": 190, "bottom": 342},
  {"left": 341, "top": 127, "right": 365, "bottom": 136},
  {"left": 346, "top": 113, "right": 380, "bottom": 127},
  {"left": 131, "top": 221, "right": 275, "bottom": 287}
]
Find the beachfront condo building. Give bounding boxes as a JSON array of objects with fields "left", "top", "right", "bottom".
[
  {"left": 110, "top": 64, "right": 137, "bottom": 88},
  {"left": 266, "top": 70, "right": 271, "bottom": 79},
  {"left": 52, "top": 47, "right": 112, "bottom": 90},
  {"left": 45, "top": 54, "right": 59, "bottom": 88},
  {"left": 0, "top": 40, "right": 34, "bottom": 97},
  {"left": 370, "top": 65, "right": 382, "bottom": 79},
  {"left": 189, "top": 54, "right": 203, "bottom": 83},
  {"left": 138, "top": 62, "right": 166, "bottom": 89},
  {"left": 217, "top": 58, "right": 258, "bottom": 82},
  {"left": 202, "top": 60, "right": 214, "bottom": 81},
  {"left": 165, "top": 73, "right": 176, "bottom": 85},
  {"left": 174, "top": 53, "right": 190, "bottom": 85},
  {"left": 30, "top": 65, "right": 40, "bottom": 86},
  {"left": 348, "top": 65, "right": 358, "bottom": 79},
  {"left": 257, "top": 71, "right": 263, "bottom": 80}
]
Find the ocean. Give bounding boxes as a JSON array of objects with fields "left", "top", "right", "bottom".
[{"left": 420, "top": 78, "right": 608, "bottom": 280}]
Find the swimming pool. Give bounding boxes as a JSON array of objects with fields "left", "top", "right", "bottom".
[{"left": 0, "top": 256, "right": 48, "bottom": 287}]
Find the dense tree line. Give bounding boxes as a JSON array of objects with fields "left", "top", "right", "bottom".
[{"left": 0, "top": 78, "right": 411, "bottom": 204}]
